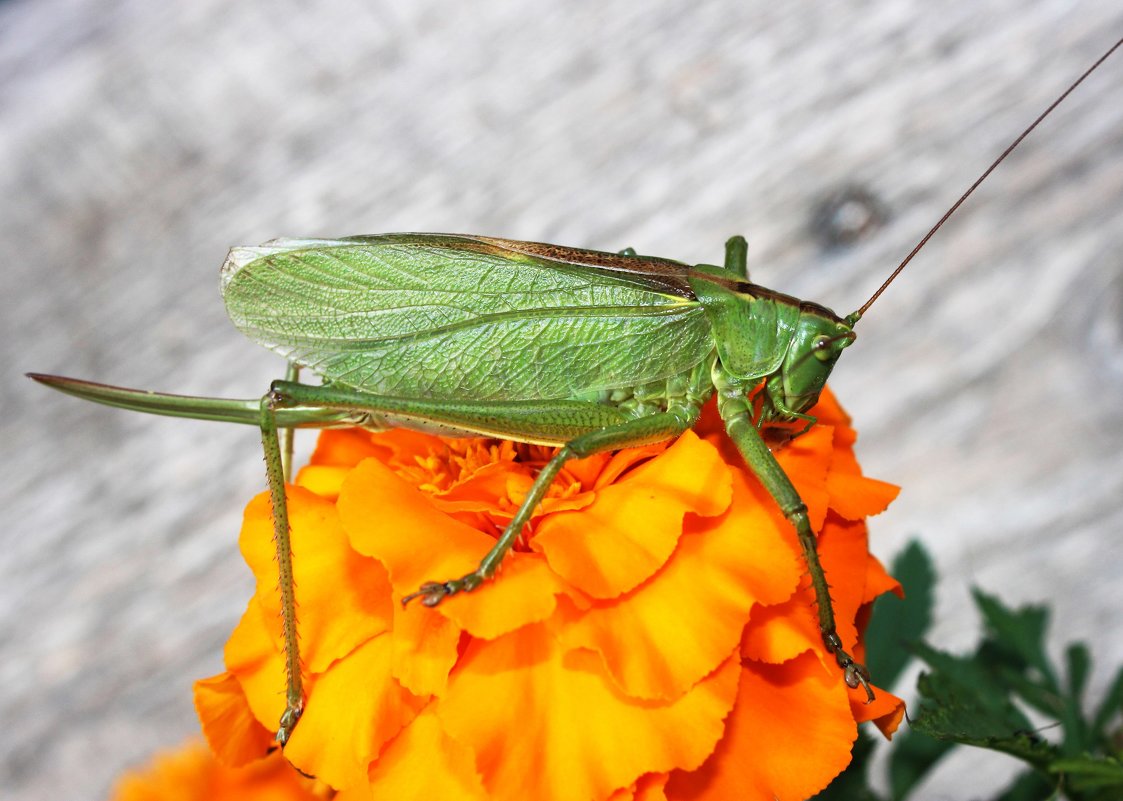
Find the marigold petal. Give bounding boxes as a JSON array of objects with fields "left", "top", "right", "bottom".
[
  {"left": 308, "top": 428, "right": 383, "bottom": 468},
  {"left": 283, "top": 633, "right": 426, "bottom": 790},
  {"left": 338, "top": 459, "right": 492, "bottom": 593},
  {"left": 533, "top": 431, "right": 732, "bottom": 599},
  {"left": 437, "top": 624, "right": 741, "bottom": 801},
  {"left": 193, "top": 673, "right": 274, "bottom": 767},
  {"left": 718, "top": 468, "right": 805, "bottom": 607},
  {"left": 440, "top": 461, "right": 528, "bottom": 509},
  {"left": 391, "top": 601, "right": 462, "bottom": 697},
  {"left": 239, "top": 488, "right": 393, "bottom": 674},
  {"left": 221, "top": 601, "right": 287, "bottom": 731},
  {"left": 592, "top": 442, "right": 669, "bottom": 489},
  {"left": 666, "top": 652, "right": 856, "bottom": 801},
  {"left": 338, "top": 458, "right": 572, "bottom": 634},
  {"left": 294, "top": 464, "right": 350, "bottom": 499},
  {"left": 814, "top": 516, "right": 872, "bottom": 643},
  {"left": 109, "top": 740, "right": 322, "bottom": 801},
  {"left": 434, "top": 552, "right": 574, "bottom": 639},
  {"left": 608, "top": 773, "right": 670, "bottom": 801},
  {"left": 562, "top": 450, "right": 613, "bottom": 489},
  {"left": 740, "top": 596, "right": 821, "bottom": 665},
  {"left": 851, "top": 684, "right": 906, "bottom": 737},
  {"left": 827, "top": 471, "right": 900, "bottom": 520},
  {"left": 557, "top": 471, "right": 798, "bottom": 700},
  {"left": 499, "top": 471, "right": 596, "bottom": 517},
  {"left": 862, "top": 553, "right": 904, "bottom": 604},
  {"left": 361, "top": 706, "right": 488, "bottom": 799},
  {"left": 742, "top": 516, "right": 870, "bottom": 666}
]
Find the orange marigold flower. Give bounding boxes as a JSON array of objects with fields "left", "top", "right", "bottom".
[
  {"left": 109, "top": 739, "right": 326, "bottom": 801},
  {"left": 195, "top": 387, "right": 905, "bottom": 801}
]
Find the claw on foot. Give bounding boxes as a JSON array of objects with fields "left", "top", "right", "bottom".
[
  {"left": 822, "top": 631, "right": 875, "bottom": 703},
  {"left": 836, "top": 652, "right": 874, "bottom": 703},
  {"left": 401, "top": 572, "right": 486, "bottom": 608},
  {"left": 401, "top": 581, "right": 456, "bottom": 607},
  {"left": 277, "top": 702, "right": 304, "bottom": 747}
]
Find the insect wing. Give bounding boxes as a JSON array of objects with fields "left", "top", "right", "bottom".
[{"left": 221, "top": 234, "right": 714, "bottom": 402}]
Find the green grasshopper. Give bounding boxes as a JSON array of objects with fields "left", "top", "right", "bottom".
[{"left": 28, "top": 38, "right": 1121, "bottom": 747}]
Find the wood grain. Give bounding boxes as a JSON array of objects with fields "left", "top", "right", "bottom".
[{"left": 2, "top": 1, "right": 1121, "bottom": 798}]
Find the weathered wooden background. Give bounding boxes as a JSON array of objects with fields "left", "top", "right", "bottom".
[{"left": 2, "top": 1, "right": 1121, "bottom": 798}]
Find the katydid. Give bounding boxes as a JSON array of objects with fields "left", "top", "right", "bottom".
[{"left": 28, "top": 37, "right": 1121, "bottom": 747}]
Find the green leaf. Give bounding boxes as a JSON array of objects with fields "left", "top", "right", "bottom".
[
  {"left": 1049, "top": 755, "right": 1123, "bottom": 797},
  {"left": 1060, "top": 644, "right": 1093, "bottom": 756},
  {"left": 972, "top": 589, "right": 1057, "bottom": 691},
  {"left": 1091, "top": 664, "right": 1123, "bottom": 745},
  {"left": 993, "top": 665, "right": 1064, "bottom": 718},
  {"left": 865, "top": 541, "right": 936, "bottom": 690},
  {"left": 911, "top": 646, "right": 1055, "bottom": 767},
  {"left": 1067, "top": 644, "right": 1092, "bottom": 703}
]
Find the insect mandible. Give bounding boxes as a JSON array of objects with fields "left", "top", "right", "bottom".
[{"left": 28, "top": 37, "right": 1122, "bottom": 747}]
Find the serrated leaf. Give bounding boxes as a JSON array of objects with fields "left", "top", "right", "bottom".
[
  {"left": 912, "top": 641, "right": 1014, "bottom": 705},
  {"left": 865, "top": 541, "right": 936, "bottom": 690},
  {"left": 1060, "top": 644, "right": 1094, "bottom": 756},
  {"left": 1067, "top": 644, "right": 1092, "bottom": 703},
  {"left": 1091, "top": 664, "right": 1123, "bottom": 743},
  {"left": 911, "top": 661, "right": 1055, "bottom": 767},
  {"left": 995, "top": 665, "right": 1065, "bottom": 718},
  {"left": 972, "top": 589, "right": 1057, "bottom": 690}
]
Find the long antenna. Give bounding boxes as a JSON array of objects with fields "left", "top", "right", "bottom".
[{"left": 853, "top": 36, "right": 1123, "bottom": 322}]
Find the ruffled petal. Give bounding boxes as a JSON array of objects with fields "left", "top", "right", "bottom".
[
  {"left": 533, "top": 431, "right": 732, "bottom": 599},
  {"left": 283, "top": 634, "right": 426, "bottom": 790},
  {"left": 862, "top": 552, "right": 904, "bottom": 604},
  {"left": 339, "top": 458, "right": 493, "bottom": 591},
  {"left": 608, "top": 773, "right": 670, "bottom": 801},
  {"left": 193, "top": 672, "right": 274, "bottom": 767},
  {"left": 851, "top": 684, "right": 906, "bottom": 737},
  {"left": 361, "top": 706, "right": 488, "bottom": 799},
  {"left": 438, "top": 624, "right": 741, "bottom": 801},
  {"left": 109, "top": 741, "right": 323, "bottom": 801},
  {"left": 307, "top": 428, "right": 383, "bottom": 468},
  {"left": 294, "top": 464, "right": 350, "bottom": 499},
  {"left": 238, "top": 488, "right": 393, "bottom": 674},
  {"left": 557, "top": 466, "right": 799, "bottom": 700},
  {"left": 432, "top": 552, "right": 575, "bottom": 639},
  {"left": 390, "top": 601, "right": 462, "bottom": 697},
  {"left": 338, "top": 459, "right": 572, "bottom": 637},
  {"left": 741, "top": 514, "right": 871, "bottom": 666},
  {"left": 221, "top": 601, "right": 286, "bottom": 733},
  {"left": 666, "top": 652, "right": 856, "bottom": 800},
  {"left": 827, "top": 471, "right": 900, "bottom": 519},
  {"left": 740, "top": 595, "right": 821, "bottom": 665}
]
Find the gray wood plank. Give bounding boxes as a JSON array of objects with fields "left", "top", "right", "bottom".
[{"left": 2, "top": 1, "right": 1121, "bottom": 798}]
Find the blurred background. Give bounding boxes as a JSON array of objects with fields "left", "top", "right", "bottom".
[{"left": 2, "top": 1, "right": 1121, "bottom": 798}]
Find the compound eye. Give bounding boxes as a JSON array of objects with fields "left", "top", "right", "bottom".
[{"left": 813, "top": 336, "right": 833, "bottom": 361}]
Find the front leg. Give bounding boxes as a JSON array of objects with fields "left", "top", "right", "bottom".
[
  {"left": 717, "top": 387, "right": 874, "bottom": 702},
  {"left": 403, "top": 405, "right": 701, "bottom": 607}
]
